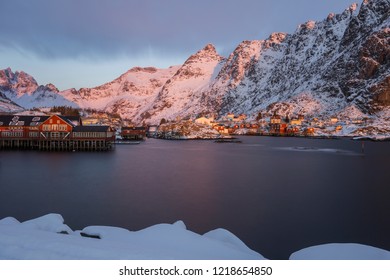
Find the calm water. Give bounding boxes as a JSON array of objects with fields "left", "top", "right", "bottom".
[{"left": 1, "top": 136, "right": 390, "bottom": 259}]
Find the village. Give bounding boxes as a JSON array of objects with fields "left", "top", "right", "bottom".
[
  {"left": 0, "top": 107, "right": 377, "bottom": 151},
  {"left": 118, "top": 112, "right": 372, "bottom": 140}
]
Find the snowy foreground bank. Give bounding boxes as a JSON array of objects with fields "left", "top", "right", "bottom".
[
  {"left": 0, "top": 214, "right": 263, "bottom": 260},
  {"left": 1, "top": 214, "right": 389, "bottom": 260}
]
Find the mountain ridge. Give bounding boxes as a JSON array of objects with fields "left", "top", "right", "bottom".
[{"left": 0, "top": 0, "right": 388, "bottom": 131}]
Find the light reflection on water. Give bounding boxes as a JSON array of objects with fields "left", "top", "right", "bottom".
[
  {"left": 274, "top": 146, "right": 362, "bottom": 156},
  {"left": 0, "top": 136, "right": 389, "bottom": 259}
]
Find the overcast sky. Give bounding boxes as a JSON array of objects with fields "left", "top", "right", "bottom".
[{"left": 0, "top": 0, "right": 357, "bottom": 90}]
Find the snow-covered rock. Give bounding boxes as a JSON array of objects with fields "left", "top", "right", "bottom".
[
  {"left": 290, "top": 243, "right": 390, "bottom": 260},
  {"left": 0, "top": 214, "right": 264, "bottom": 260},
  {"left": 19, "top": 214, "right": 73, "bottom": 234},
  {"left": 0, "top": 217, "right": 20, "bottom": 226},
  {"left": 2, "top": 215, "right": 390, "bottom": 260}
]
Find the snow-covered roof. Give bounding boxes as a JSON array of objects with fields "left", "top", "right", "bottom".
[{"left": 0, "top": 115, "right": 49, "bottom": 127}]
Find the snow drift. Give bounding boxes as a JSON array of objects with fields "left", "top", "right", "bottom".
[
  {"left": 0, "top": 214, "right": 263, "bottom": 260},
  {"left": 1, "top": 214, "right": 390, "bottom": 260}
]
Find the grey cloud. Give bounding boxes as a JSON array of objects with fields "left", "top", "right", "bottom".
[{"left": 0, "top": 0, "right": 357, "bottom": 60}]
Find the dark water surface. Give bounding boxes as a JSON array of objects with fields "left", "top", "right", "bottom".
[{"left": 1, "top": 136, "right": 390, "bottom": 259}]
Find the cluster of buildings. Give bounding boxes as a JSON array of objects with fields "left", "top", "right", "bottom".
[
  {"left": 194, "top": 113, "right": 316, "bottom": 136},
  {"left": 193, "top": 112, "right": 369, "bottom": 137},
  {"left": 0, "top": 110, "right": 369, "bottom": 151},
  {"left": 0, "top": 114, "right": 115, "bottom": 151},
  {"left": 121, "top": 112, "right": 366, "bottom": 139}
]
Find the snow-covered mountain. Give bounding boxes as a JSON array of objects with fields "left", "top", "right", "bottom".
[
  {"left": 58, "top": 0, "right": 389, "bottom": 124},
  {"left": 60, "top": 66, "right": 180, "bottom": 121},
  {"left": 206, "top": 0, "right": 390, "bottom": 119},
  {"left": 0, "top": 92, "right": 23, "bottom": 113},
  {"left": 1, "top": 0, "right": 389, "bottom": 126},
  {"left": 136, "top": 44, "right": 225, "bottom": 123},
  {"left": 0, "top": 68, "right": 77, "bottom": 111}
]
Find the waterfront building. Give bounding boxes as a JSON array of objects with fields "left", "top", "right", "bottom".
[{"left": 0, "top": 115, "right": 115, "bottom": 151}]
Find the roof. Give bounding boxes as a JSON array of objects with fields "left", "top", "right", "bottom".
[
  {"left": 63, "top": 115, "right": 81, "bottom": 123},
  {"left": 0, "top": 114, "right": 79, "bottom": 127},
  {"left": 122, "top": 126, "right": 146, "bottom": 131},
  {"left": 47, "top": 115, "right": 76, "bottom": 127},
  {"left": 73, "top": 126, "right": 112, "bottom": 132},
  {"left": 63, "top": 115, "right": 80, "bottom": 120},
  {"left": 0, "top": 115, "right": 50, "bottom": 127}
]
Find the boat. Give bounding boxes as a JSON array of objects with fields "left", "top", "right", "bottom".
[
  {"left": 115, "top": 140, "right": 141, "bottom": 145},
  {"left": 214, "top": 138, "right": 242, "bottom": 143}
]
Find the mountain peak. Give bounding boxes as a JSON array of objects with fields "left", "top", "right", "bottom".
[
  {"left": 0, "top": 68, "right": 38, "bottom": 96},
  {"left": 44, "top": 83, "right": 59, "bottom": 93},
  {"left": 184, "top": 44, "right": 223, "bottom": 65},
  {"left": 298, "top": 20, "right": 316, "bottom": 31},
  {"left": 0, "top": 67, "right": 15, "bottom": 84},
  {"left": 194, "top": 43, "right": 220, "bottom": 59},
  {"left": 128, "top": 66, "right": 158, "bottom": 73},
  {"left": 349, "top": 3, "right": 359, "bottom": 11},
  {"left": 267, "top": 32, "right": 287, "bottom": 44},
  {"left": 202, "top": 43, "right": 217, "bottom": 53},
  {"left": 336, "top": 3, "right": 359, "bottom": 19}
]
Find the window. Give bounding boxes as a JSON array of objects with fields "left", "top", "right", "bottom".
[
  {"left": 1, "top": 131, "right": 23, "bottom": 137},
  {"left": 51, "top": 132, "right": 60, "bottom": 138},
  {"left": 59, "top": 124, "right": 68, "bottom": 131},
  {"left": 43, "top": 124, "right": 51, "bottom": 131}
]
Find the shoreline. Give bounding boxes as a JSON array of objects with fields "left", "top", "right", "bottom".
[{"left": 151, "top": 134, "right": 390, "bottom": 142}]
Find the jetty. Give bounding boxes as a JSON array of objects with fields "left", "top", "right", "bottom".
[{"left": 0, "top": 115, "right": 115, "bottom": 151}]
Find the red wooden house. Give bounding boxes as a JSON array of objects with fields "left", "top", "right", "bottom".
[
  {"left": 0, "top": 114, "right": 115, "bottom": 151},
  {"left": 121, "top": 127, "right": 146, "bottom": 140}
]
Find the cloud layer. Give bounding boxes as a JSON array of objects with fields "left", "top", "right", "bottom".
[
  {"left": 0, "top": 0, "right": 357, "bottom": 59},
  {"left": 0, "top": 0, "right": 357, "bottom": 89}
]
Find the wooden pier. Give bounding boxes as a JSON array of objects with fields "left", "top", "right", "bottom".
[
  {"left": 0, "top": 115, "right": 115, "bottom": 152},
  {"left": 0, "top": 139, "right": 113, "bottom": 151}
]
